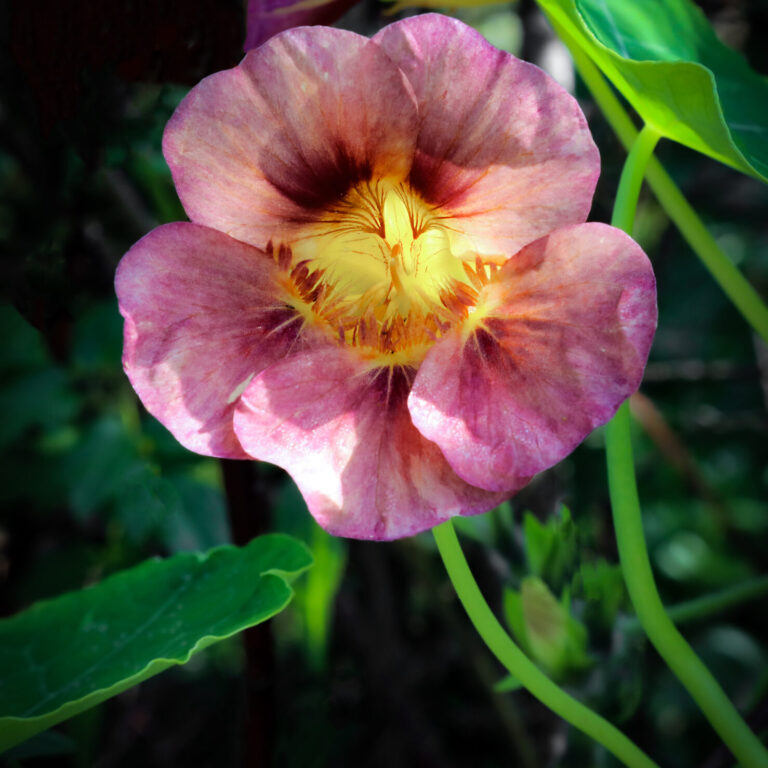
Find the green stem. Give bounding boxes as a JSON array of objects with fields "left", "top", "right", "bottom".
[
  {"left": 611, "top": 125, "right": 661, "bottom": 230},
  {"left": 607, "top": 127, "right": 768, "bottom": 768},
  {"left": 555, "top": 23, "right": 768, "bottom": 344},
  {"left": 623, "top": 575, "right": 768, "bottom": 634},
  {"left": 433, "top": 520, "right": 660, "bottom": 768},
  {"left": 607, "top": 406, "right": 768, "bottom": 768}
]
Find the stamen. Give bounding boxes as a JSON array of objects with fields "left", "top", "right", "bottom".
[{"left": 279, "top": 178, "right": 495, "bottom": 366}]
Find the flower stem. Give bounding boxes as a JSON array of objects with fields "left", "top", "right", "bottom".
[
  {"left": 611, "top": 124, "right": 661, "bottom": 230},
  {"left": 606, "top": 406, "right": 768, "bottom": 767},
  {"left": 433, "top": 519, "right": 660, "bottom": 768},
  {"left": 622, "top": 574, "right": 768, "bottom": 634},
  {"left": 607, "top": 128, "right": 768, "bottom": 767},
  {"left": 552, "top": 20, "right": 768, "bottom": 344}
]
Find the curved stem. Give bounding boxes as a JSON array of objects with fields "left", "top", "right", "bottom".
[
  {"left": 606, "top": 406, "right": 768, "bottom": 768},
  {"left": 433, "top": 520, "right": 660, "bottom": 768},
  {"left": 622, "top": 575, "right": 768, "bottom": 634},
  {"left": 611, "top": 124, "right": 660, "bottom": 230},
  {"left": 607, "top": 127, "right": 768, "bottom": 767},
  {"left": 551, "top": 20, "right": 768, "bottom": 344}
]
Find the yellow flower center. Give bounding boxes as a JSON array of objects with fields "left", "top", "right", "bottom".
[{"left": 279, "top": 179, "right": 496, "bottom": 367}]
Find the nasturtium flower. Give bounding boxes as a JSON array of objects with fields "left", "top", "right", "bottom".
[{"left": 116, "top": 14, "right": 657, "bottom": 540}]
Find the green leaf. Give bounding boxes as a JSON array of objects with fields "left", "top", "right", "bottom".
[
  {"left": 60, "top": 416, "right": 142, "bottom": 519},
  {"left": 523, "top": 506, "right": 577, "bottom": 591},
  {"left": 520, "top": 578, "right": 590, "bottom": 678},
  {"left": 451, "top": 501, "right": 511, "bottom": 546},
  {"left": 71, "top": 299, "right": 124, "bottom": 373},
  {"left": 654, "top": 530, "right": 753, "bottom": 588},
  {"left": 521, "top": 578, "right": 567, "bottom": 672},
  {"left": 162, "top": 471, "right": 229, "bottom": 552},
  {"left": 0, "top": 306, "right": 78, "bottom": 450},
  {"left": 114, "top": 471, "right": 183, "bottom": 544},
  {"left": 0, "top": 534, "right": 312, "bottom": 752},
  {"left": 0, "top": 369, "right": 77, "bottom": 449},
  {"left": 459, "top": 6, "right": 523, "bottom": 57},
  {"left": 0, "top": 305, "right": 48, "bottom": 373},
  {"left": 538, "top": 0, "right": 768, "bottom": 182},
  {"left": 576, "top": 559, "right": 626, "bottom": 629},
  {"left": 502, "top": 587, "right": 531, "bottom": 655},
  {"left": 504, "top": 579, "right": 591, "bottom": 680}
]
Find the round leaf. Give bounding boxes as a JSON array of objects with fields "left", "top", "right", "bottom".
[
  {"left": 538, "top": 0, "right": 768, "bottom": 182},
  {"left": 0, "top": 534, "right": 312, "bottom": 752}
]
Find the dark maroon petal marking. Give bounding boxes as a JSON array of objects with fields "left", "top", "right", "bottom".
[
  {"left": 164, "top": 26, "right": 419, "bottom": 250},
  {"left": 374, "top": 14, "right": 600, "bottom": 256}
]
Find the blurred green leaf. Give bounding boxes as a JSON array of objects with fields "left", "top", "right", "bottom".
[
  {"left": 162, "top": 471, "right": 229, "bottom": 552},
  {"left": 538, "top": 0, "right": 768, "bottom": 181},
  {"left": 576, "top": 559, "right": 627, "bottom": 630},
  {"left": 273, "top": 481, "right": 347, "bottom": 671},
  {"left": 654, "top": 530, "right": 753, "bottom": 587},
  {"left": 523, "top": 506, "right": 577, "bottom": 591},
  {"left": 728, "top": 499, "right": 768, "bottom": 534},
  {"left": 459, "top": 6, "right": 523, "bottom": 57},
  {"left": 0, "top": 370, "right": 77, "bottom": 448},
  {"left": 452, "top": 502, "right": 513, "bottom": 546},
  {"left": 0, "top": 305, "right": 48, "bottom": 372},
  {"left": 61, "top": 416, "right": 145, "bottom": 519},
  {"left": 522, "top": 578, "right": 591, "bottom": 678},
  {"left": 452, "top": 512, "right": 497, "bottom": 545},
  {"left": 504, "top": 578, "right": 590, "bottom": 679},
  {"left": 0, "top": 306, "right": 78, "bottom": 449},
  {"left": 0, "top": 534, "right": 312, "bottom": 752},
  {"left": 596, "top": 639, "right": 646, "bottom": 723},
  {"left": 503, "top": 587, "right": 531, "bottom": 656},
  {"left": 114, "top": 472, "right": 184, "bottom": 544},
  {"left": 71, "top": 300, "right": 124, "bottom": 373},
  {"left": 521, "top": 578, "right": 563, "bottom": 668},
  {"left": 128, "top": 150, "right": 186, "bottom": 225}
]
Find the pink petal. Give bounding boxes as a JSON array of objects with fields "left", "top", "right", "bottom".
[
  {"left": 234, "top": 348, "right": 505, "bottom": 540},
  {"left": 164, "top": 26, "right": 419, "bottom": 249},
  {"left": 373, "top": 14, "right": 600, "bottom": 256},
  {"left": 244, "top": 0, "right": 357, "bottom": 51},
  {"left": 408, "top": 223, "right": 657, "bottom": 492},
  {"left": 116, "top": 223, "right": 305, "bottom": 458}
]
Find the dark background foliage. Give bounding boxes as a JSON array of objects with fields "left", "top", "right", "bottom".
[{"left": 1, "top": 0, "right": 767, "bottom": 765}]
